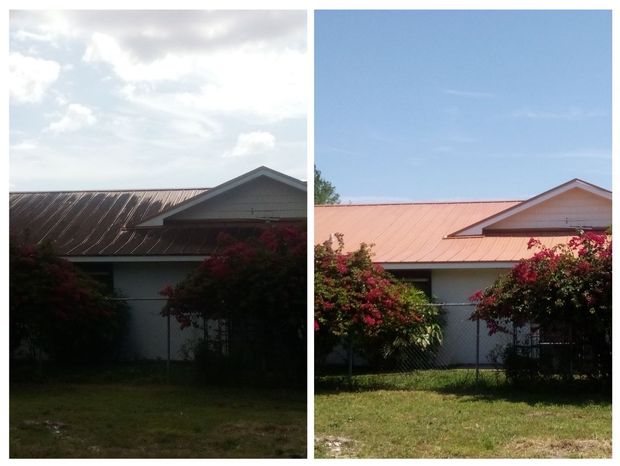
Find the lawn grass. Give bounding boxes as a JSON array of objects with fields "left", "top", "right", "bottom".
[
  {"left": 10, "top": 363, "right": 306, "bottom": 458},
  {"left": 314, "top": 369, "right": 611, "bottom": 458}
]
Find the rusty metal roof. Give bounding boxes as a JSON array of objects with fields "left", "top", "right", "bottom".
[
  {"left": 10, "top": 188, "right": 277, "bottom": 257},
  {"left": 315, "top": 200, "right": 578, "bottom": 264}
]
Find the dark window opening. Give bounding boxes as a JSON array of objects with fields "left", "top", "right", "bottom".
[
  {"left": 388, "top": 269, "right": 432, "bottom": 298},
  {"left": 74, "top": 263, "right": 114, "bottom": 291}
]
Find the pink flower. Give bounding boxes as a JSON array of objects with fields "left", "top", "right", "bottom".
[
  {"left": 363, "top": 315, "right": 377, "bottom": 326},
  {"left": 469, "top": 290, "right": 484, "bottom": 302},
  {"left": 336, "top": 255, "right": 348, "bottom": 274},
  {"left": 527, "top": 238, "right": 541, "bottom": 250},
  {"left": 583, "top": 231, "right": 606, "bottom": 246}
]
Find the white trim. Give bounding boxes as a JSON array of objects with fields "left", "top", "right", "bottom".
[
  {"left": 381, "top": 261, "right": 517, "bottom": 270},
  {"left": 65, "top": 255, "right": 207, "bottom": 263},
  {"left": 452, "top": 179, "right": 611, "bottom": 237},
  {"left": 137, "top": 166, "right": 307, "bottom": 227}
]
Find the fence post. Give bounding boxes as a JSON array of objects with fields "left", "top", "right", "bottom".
[
  {"left": 166, "top": 309, "right": 171, "bottom": 383},
  {"left": 203, "top": 313, "right": 207, "bottom": 342},
  {"left": 568, "top": 323, "right": 574, "bottom": 380},
  {"left": 347, "top": 338, "right": 353, "bottom": 389},
  {"left": 475, "top": 316, "right": 480, "bottom": 388}
]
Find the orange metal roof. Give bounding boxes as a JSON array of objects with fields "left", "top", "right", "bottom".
[{"left": 314, "top": 201, "right": 577, "bottom": 265}]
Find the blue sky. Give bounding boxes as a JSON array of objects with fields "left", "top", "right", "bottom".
[
  {"left": 315, "top": 10, "right": 611, "bottom": 203},
  {"left": 9, "top": 11, "right": 307, "bottom": 191}
]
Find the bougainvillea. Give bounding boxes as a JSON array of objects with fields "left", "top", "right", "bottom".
[
  {"left": 470, "top": 230, "right": 611, "bottom": 379},
  {"left": 10, "top": 237, "right": 128, "bottom": 362},
  {"left": 314, "top": 233, "right": 442, "bottom": 367},
  {"left": 161, "top": 225, "right": 306, "bottom": 382}
]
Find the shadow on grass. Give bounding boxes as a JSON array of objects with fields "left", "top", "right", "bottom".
[
  {"left": 315, "top": 369, "right": 611, "bottom": 407},
  {"left": 10, "top": 360, "right": 197, "bottom": 386},
  {"left": 10, "top": 360, "right": 306, "bottom": 392}
]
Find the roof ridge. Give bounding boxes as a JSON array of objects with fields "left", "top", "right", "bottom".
[
  {"left": 315, "top": 200, "right": 523, "bottom": 207},
  {"left": 10, "top": 187, "right": 211, "bottom": 194}
]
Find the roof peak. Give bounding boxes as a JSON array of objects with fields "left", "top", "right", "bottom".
[{"left": 449, "top": 178, "right": 612, "bottom": 237}]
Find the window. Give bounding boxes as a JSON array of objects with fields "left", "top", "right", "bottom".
[{"left": 388, "top": 269, "right": 432, "bottom": 297}]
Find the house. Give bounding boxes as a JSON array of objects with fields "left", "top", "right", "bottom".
[
  {"left": 10, "top": 166, "right": 307, "bottom": 360},
  {"left": 315, "top": 179, "right": 611, "bottom": 365}
]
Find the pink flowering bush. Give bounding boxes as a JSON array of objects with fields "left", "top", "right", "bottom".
[
  {"left": 314, "top": 234, "right": 442, "bottom": 368},
  {"left": 161, "top": 225, "right": 306, "bottom": 384},
  {"left": 470, "top": 230, "right": 611, "bottom": 381},
  {"left": 10, "top": 237, "right": 128, "bottom": 362}
]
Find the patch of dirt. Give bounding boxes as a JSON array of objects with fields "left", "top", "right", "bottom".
[
  {"left": 21, "top": 420, "right": 67, "bottom": 436},
  {"left": 315, "top": 435, "right": 361, "bottom": 458},
  {"left": 505, "top": 437, "right": 611, "bottom": 458},
  {"left": 219, "top": 421, "right": 301, "bottom": 437},
  {"left": 213, "top": 421, "right": 305, "bottom": 457}
]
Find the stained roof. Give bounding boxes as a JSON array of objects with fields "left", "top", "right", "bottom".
[
  {"left": 10, "top": 166, "right": 307, "bottom": 258},
  {"left": 9, "top": 188, "right": 282, "bottom": 257},
  {"left": 314, "top": 199, "right": 596, "bottom": 265}
]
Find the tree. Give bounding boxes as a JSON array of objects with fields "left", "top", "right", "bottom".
[
  {"left": 10, "top": 237, "right": 128, "bottom": 362},
  {"left": 470, "top": 231, "right": 611, "bottom": 382},
  {"left": 161, "top": 225, "right": 306, "bottom": 384},
  {"left": 314, "top": 165, "right": 340, "bottom": 204},
  {"left": 314, "top": 234, "right": 442, "bottom": 374}
]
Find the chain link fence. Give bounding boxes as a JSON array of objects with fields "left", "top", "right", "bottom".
[
  {"left": 115, "top": 298, "right": 307, "bottom": 386},
  {"left": 318, "top": 302, "right": 611, "bottom": 389},
  {"left": 318, "top": 304, "right": 515, "bottom": 385}
]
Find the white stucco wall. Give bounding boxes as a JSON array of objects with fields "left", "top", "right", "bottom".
[
  {"left": 432, "top": 268, "right": 513, "bottom": 366},
  {"left": 113, "top": 261, "right": 203, "bottom": 360}
]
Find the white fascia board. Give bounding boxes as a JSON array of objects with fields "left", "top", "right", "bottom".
[
  {"left": 65, "top": 255, "right": 207, "bottom": 263},
  {"left": 452, "top": 180, "right": 612, "bottom": 237},
  {"left": 137, "top": 167, "right": 306, "bottom": 227},
  {"left": 381, "top": 262, "right": 517, "bottom": 270}
]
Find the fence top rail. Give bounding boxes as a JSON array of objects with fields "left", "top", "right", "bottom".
[
  {"left": 104, "top": 298, "right": 476, "bottom": 305},
  {"left": 427, "top": 302, "right": 475, "bottom": 307},
  {"left": 105, "top": 297, "right": 168, "bottom": 301}
]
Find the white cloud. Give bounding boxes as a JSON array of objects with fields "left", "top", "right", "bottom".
[
  {"left": 10, "top": 140, "right": 38, "bottom": 151},
  {"left": 14, "top": 29, "right": 56, "bottom": 43},
  {"left": 13, "top": 10, "right": 305, "bottom": 60},
  {"left": 46, "top": 104, "right": 96, "bottom": 133},
  {"left": 9, "top": 11, "right": 307, "bottom": 189},
  {"left": 91, "top": 37, "right": 306, "bottom": 122},
  {"left": 53, "top": 91, "right": 69, "bottom": 106},
  {"left": 9, "top": 52, "right": 60, "bottom": 103},
  {"left": 230, "top": 131, "right": 276, "bottom": 157},
  {"left": 10, "top": 11, "right": 77, "bottom": 43},
  {"left": 443, "top": 89, "right": 495, "bottom": 98},
  {"left": 544, "top": 149, "right": 611, "bottom": 160},
  {"left": 168, "top": 119, "right": 216, "bottom": 140},
  {"left": 83, "top": 32, "right": 193, "bottom": 82},
  {"left": 512, "top": 107, "right": 605, "bottom": 120}
]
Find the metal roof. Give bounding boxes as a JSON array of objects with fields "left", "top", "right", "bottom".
[
  {"left": 9, "top": 188, "right": 277, "bottom": 257},
  {"left": 314, "top": 200, "right": 579, "bottom": 265}
]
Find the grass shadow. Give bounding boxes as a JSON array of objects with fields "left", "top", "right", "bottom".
[{"left": 315, "top": 369, "right": 611, "bottom": 407}]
